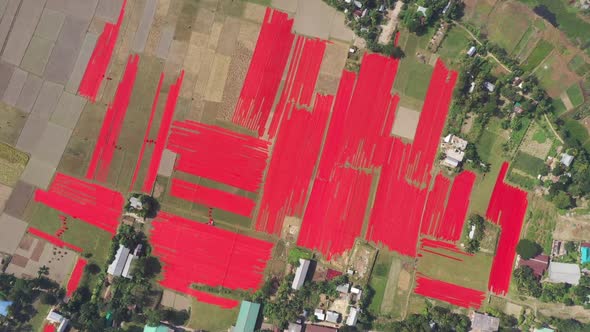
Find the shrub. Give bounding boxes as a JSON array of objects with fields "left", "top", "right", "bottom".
[{"left": 516, "top": 239, "right": 542, "bottom": 259}]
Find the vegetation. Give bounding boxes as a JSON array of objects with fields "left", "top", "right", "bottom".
[
  {"left": 513, "top": 266, "right": 542, "bottom": 297},
  {"left": 124, "top": 194, "right": 160, "bottom": 219},
  {"left": 464, "top": 214, "right": 485, "bottom": 253},
  {"left": 287, "top": 246, "right": 314, "bottom": 265},
  {"left": 375, "top": 304, "right": 471, "bottom": 331},
  {"left": 565, "top": 83, "right": 584, "bottom": 108},
  {"left": 521, "top": 39, "right": 554, "bottom": 71},
  {"left": 399, "top": 0, "right": 465, "bottom": 35},
  {"left": 512, "top": 151, "right": 547, "bottom": 177},
  {"left": 516, "top": 239, "right": 542, "bottom": 259},
  {"left": 0, "top": 274, "right": 63, "bottom": 330}
]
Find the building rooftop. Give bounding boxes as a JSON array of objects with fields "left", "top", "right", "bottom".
[
  {"left": 292, "top": 259, "right": 310, "bottom": 290},
  {"left": 518, "top": 254, "right": 549, "bottom": 278},
  {"left": 143, "top": 325, "right": 173, "bottom": 332},
  {"left": 107, "top": 245, "right": 132, "bottom": 277},
  {"left": 467, "top": 46, "right": 476, "bottom": 56},
  {"left": 560, "top": 153, "right": 574, "bottom": 167},
  {"left": 346, "top": 307, "right": 359, "bottom": 326},
  {"left": 234, "top": 301, "right": 261, "bottom": 332},
  {"left": 471, "top": 312, "right": 500, "bottom": 332},
  {"left": 548, "top": 262, "right": 581, "bottom": 285},
  {"left": 336, "top": 283, "right": 351, "bottom": 293},
  {"left": 305, "top": 324, "right": 338, "bottom": 332},
  {"left": 325, "top": 311, "right": 340, "bottom": 323},
  {"left": 285, "top": 323, "right": 302, "bottom": 332},
  {"left": 0, "top": 301, "right": 12, "bottom": 317},
  {"left": 314, "top": 309, "right": 326, "bottom": 321}
]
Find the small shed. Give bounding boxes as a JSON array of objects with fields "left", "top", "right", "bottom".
[
  {"left": 143, "top": 325, "right": 173, "bottom": 332},
  {"left": 346, "top": 307, "right": 359, "bottom": 326},
  {"left": 336, "top": 283, "right": 351, "bottom": 293},
  {"left": 0, "top": 301, "right": 12, "bottom": 317},
  {"left": 325, "top": 311, "right": 340, "bottom": 324},
  {"left": 305, "top": 325, "right": 337, "bottom": 332},
  {"left": 234, "top": 301, "right": 261, "bottom": 332},
  {"left": 286, "top": 323, "right": 303, "bottom": 332},
  {"left": 467, "top": 46, "right": 476, "bottom": 56},
  {"left": 484, "top": 82, "right": 495, "bottom": 92},
  {"left": 581, "top": 243, "right": 590, "bottom": 264},
  {"left": 548, "top": 262, "right": 581, "bottom": 285},
  {"left": 560, "top": 153, "right": 574, "bottom": 167},
  {"left": 314, "top": 309, "right": 326, "bottom": 321}
]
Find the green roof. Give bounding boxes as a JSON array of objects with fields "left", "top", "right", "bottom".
[
  {"left": 234, "top": 301, "right": 260, "bottom": 332},
  {"left": 143, "top": 325, "right": 169, "bottom": 332}
]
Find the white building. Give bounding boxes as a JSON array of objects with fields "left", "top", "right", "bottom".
[
  {"left": 560, "top": 153, "right": 574, "bottom": 167},
  {"left": 107, "top": 245, "right": 136, "bottom": 279},
  {"left": 548, "top": 262, "right": 581, "bottom": 285},
  {"left": 467, "top": 46, "right": 476, "bottom": 56},
  {"left": 441, "top": 134, "right": 468, "bottom": 169},
  {"left": 46, "top": 310, "right": 69, "bottom": 332},
  {"left": 314, "top": 309, "right": 326, "bottom": 321},
  {"left": 346, "top": 307, "right": 359, "bottom": 326},
  {"left": 291, "top": 259, "right": 310, "bottom": 290},
  {"left": 325, "top": 311, "right": 340, "bottom": 324}
]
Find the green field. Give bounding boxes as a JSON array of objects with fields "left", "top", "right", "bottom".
[
  {"left": 511, "top": 24, "right": 535, "bottom": 57},
  {"left": 551, "top": 97, "right": 567, "bottom": 115},
  {"left": 568, "top": 55, "right": 590, "bottom": 77},
  {"left": 565, "top": 83, "right": 584, "bottom": 108},
  {"left": 487, "top": 6, "right": 533, "bottom": 53},
  {"left": 524, "top": 196, "right": 557, "bottom": 253},
  {"left": 394, "top": 33, "right": 434, "bottom": 101},
  {"left": 563, "top": 118, "right": 590, "bottom": 146},
  {"left": 368, "top": 251, "right": 393, "bottom": 314},
  {"left": 0, "top": 142, "right": 29, "bottom": 187},
  {"left": 518, "top": 0, "right": 590, "bottom": 48},
  {"left": 437, "top": 26, "right": 472, "bottom": 66},
  {"left": 417, "top": 250, "right": 493, "bottom": 291},
  {"left": 512, "top": 151, "right": 546, "bottom": 176},
  {"left": 522, "top": 39, "right": 554, "bottom": 72},
  {"left": 532, "top": 127, "right": 548, "bottom": 143},
  {"left": 189, "top": 299, "right": 239, "bottom": 331},
  {"left": 506, "top": 170, "right": 537, "bottom": 190}
]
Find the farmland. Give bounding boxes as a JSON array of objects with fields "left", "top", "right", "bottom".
[
  {"left": 0, "top": 0, "right": 552, "bottom": 329},
  {"left": 522, "top": 39, "right": 554, "bottom": 71}
]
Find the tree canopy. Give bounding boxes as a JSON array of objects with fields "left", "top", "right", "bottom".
[{"left": 516, "top": 239, "right": 542, "bottom": 259}]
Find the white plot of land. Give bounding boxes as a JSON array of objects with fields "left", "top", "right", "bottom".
[{"left": 391, "top": 106, "right": 420, "bottom": 140}]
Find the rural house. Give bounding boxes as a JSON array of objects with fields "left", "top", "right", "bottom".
[
  {"left": 470, "top": 312, "right": 500, "bottom": 332},
  {"left": 548, "top": 262, "right": 581, "bottom": 285},
  {"left": 46, "top": 310, "right": 69, "bottom": 332},
  {"left": 346, "top": 307, "right": 359, "bottom": 326},
  {"left": 517, "top": 254, "right": 549, "bottom": 278},
  {"left": 441, "top": 134, "right": 468, "bottom": 168},
  {"left": 581, "top": 243, "right": 590, "bottom": 264},
  {"left": 560, "top": 153, "right": 574, "bottom": 167},
  {"left": 107, "top": 244, "right": 137, "bottom": 279},
  {"left": 467, "top": 46, "right": 476, "bottom": 56},
  {"left": 305, "top": 325, "right": 338, "bottom": 332},
  {"left": 232, "top": 301, "right": 261, "bottom": 332}
]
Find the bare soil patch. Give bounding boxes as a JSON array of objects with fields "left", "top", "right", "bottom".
[{"left": 553, "top": 213, "right": 590, "bottom": 241}]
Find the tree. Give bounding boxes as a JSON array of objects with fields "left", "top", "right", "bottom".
[
  {"left": 553, "top": 191, "right": 574, "bottom": 209},
  {"left": 37, "top": 265, "right": 49, "bottom": 278},
  {"left": 564, "top": 241, "right": 576, "bottom": 253},
  {"left": 513, "top": 266, "right": 542, "bottom": 297},
  {"left": 145, "top": 308, "right": 164, "bottom": 327},
  {"left": 516, "top": 239, "right": 542, "bottom": 259},
  {"left": 40, "top": 292, "right": 57, "bottom": 305}
]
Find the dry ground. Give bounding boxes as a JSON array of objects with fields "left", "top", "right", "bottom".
[{"left": 553, "top": 213, "right": 590, "bottom": 241}]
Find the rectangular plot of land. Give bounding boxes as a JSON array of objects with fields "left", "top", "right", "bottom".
[
  {"left": 96, "top": 0, "right": 124, "bottom": 23},
  {"left": 20, "top": 35, "right": 55, "bottom": 76},
  {"left": 157, "top": 149, "right": 176, "bottom": 177},
  {"left": 2, "top": 67, "right": 27, "bottom": 106},
  {"left": 1, "top": 0, "right": 46, "bottom": 66},
  {"left": 20, "top": 157, "right": 55, "bottom": 189},
  {"left": 30, "top": 240, "right": 45, "bottom": 262},
  {"left": 4, "top": 181, "right": 34, "bottom": 219},
  {"left": 31, "top": 81, "right": 63, "bottom": 120},
  {"left": 193, "top": 7, "right": 215, "bottom": 34},
  {"left": 51, "top": 92, "right": 86, "bottom": 129},
  {"left": 10, "top": 254, "right": 28, "bottom": 267},
  {"left": 0, "top": 0, "right": 20, "bottom": 50},
  {"left": 293, "top": 0, "right": 333, "bottom": 40},
  {"left": 0, "top": 183, "right": 11, "bottom": 213},
  {"left": 15, "top": 73, "right": 43, "bottom": 113},
  {"left": 16, "top": 116, "right": 48, "bottom": 154},
  {"left": 66, "top": 32, "right": 98, "bottom": 93},
  {"left": 392, "top": 106, "right": 420, "bottom": 140},
  {"left": 34, "top": 8, "right": 65, "bottom": 41},
  {"left": 0, "top": 61, "right": 14, "bottom": 97},
  {"left": 0, "top": 103, "right": 26, "bottom": 145},
  {"left": 132, "top": 0, "right": 157, "bottom": 52},
  {"left": 216, "top": 17, "right": 240, "bottom": 56},
  {"left": 204, "top": 54, "right": 230, "bottom": 102},
  {"left": 156, "top": 25, "right": 174, "bottom": 59},
  {"left": 0, "top": 213, "right": 28, "bottom": 254},
  {"left": 44, "top": 15, "right": 89, "bottom": 84},
  {"left": 32, "top": 122, "right": 72, "bottom": 167}
]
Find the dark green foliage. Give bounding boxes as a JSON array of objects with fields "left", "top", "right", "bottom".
[
  {"left": 377, "top": 305, "right": 471, "bottom": 332},
  {"left": 465, "top": 214, "right": 486, "bottom": 253},
  {"left": 516, "top": 239, "right": 542, "bottom": 259},
  {"left": 512, "top": 266, "right": 542, "bottom": 297}
]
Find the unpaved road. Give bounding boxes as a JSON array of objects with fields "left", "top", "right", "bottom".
[{"left": 378, "top": 1, "right": 403, "bottom": 44}]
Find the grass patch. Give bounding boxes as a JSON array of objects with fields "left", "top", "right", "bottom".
[
  {"left": 524, "top": 196, "right": 557, "bottom": 253},
  {"left": 565, "top": 83, "right": 584, "bottom": 108},
  {"left": 188, "top": 299, "right": 239, "bottom": 331},
  {"left": 0, "top": 142, "right": 29, "bottom": 187},
  {"left": 506, "top": 170, "right": 537, "bottom": 190},
  {"left": 437, "top": 26, "right": 472, "bottom": 66},
  {"left": 287, "top": 246, "right": 314, "bottom": 264},
  {"left": 512, "top": 151, "right": 546, "bottom": 176},
  {"left": 551, "top": 97, "right": 567, "bottom": 115},
  {"left": 416, "top": 250, "right": 493, "bottom": 291},
  {"left": 563, "top": 118, "right": 590, "bottom": 144},
  {"left": 487, "top": 6, "right": 532, "bottom": 53},
  {"left": 511, "top": 24, "right": 535, "bottom": 56},
  {"left": 532, "top": 128, "right": 547, "bottom": 143},
  {"left": 29, "top": 302, "right": 51, "bottom": 332},
  {"left": 568, "top": 55, "right": 590, "bottom": 77},
  {"left": 368, "top": 251, "right": 393, "bottom": 314},
  {"left": 522, "top": 39, "right": 554, "bottom": 72},
  {"left": 394, "top": 33, "right": 434, "bottom": 101}
]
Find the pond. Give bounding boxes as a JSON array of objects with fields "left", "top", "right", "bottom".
[{"left": 533, "top": 5, "right": 558, "bottom": 27}]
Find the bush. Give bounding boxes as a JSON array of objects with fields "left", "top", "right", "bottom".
[{"left": 516, "top": 239, "right": 542, "bottom": 259}]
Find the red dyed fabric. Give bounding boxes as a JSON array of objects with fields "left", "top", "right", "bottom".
[
  {"left": 43, "top": 324, "right": 56, "bottom": 332},
  {"left": 232, "top": 8, "right": 295, "bottom": 136},
  {"left": 267, "top": 37, "right": 326, "bottom": 139},
  {"left": 438, "top": 170, "right": 476, "bottom": 241},
  {"left": 414, "top": 274, "right": 485, "bottom": 308},
  {"left": 28, "top": 227, "right": 83, "bottom": 252},
  {"left": 256, "top": 95, "right": 332, "bottom": 235},
  {"left": 420, "top": 173, "right": 451, "bottom": 237},
  {"left": 143, "top": 71, "right": 184, "bottom": 193},
  {"left": 78, "top": 0, "right": 127, "bottom": 101},
  {"left": 66, "top": 258, "right": 87, "bottom": 297},
  {"left": 130, "top": 72, "right": 164, "bottom": 191},
  {"left": 485, "top": 162, "right": 528, "bottom": 295},
  {"left": 167, "top": 120, "right": 269, "bottom": 192},
  {"left": 34, "top": 173, "right": 124, "bottom": 235},
  {"left": 86, "top": 55, "right": 139, "bottom": 182},
  {"left": 150, "top": 212, "right": 273, "bottom": 308},
  {"left": 170, "top": 179, "right": 256, "bottom": 217}
]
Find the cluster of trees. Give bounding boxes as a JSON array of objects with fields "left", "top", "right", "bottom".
[
  {"left": 464, "top": 214, "right": 486, "bottom": 253},
  {"left": 375, "top": 305, "right": 472, "bottom": 331},
  {"left": 516, "top": 239, "right": 542, "bottom": 260},
  {"left": 513, "top": 266, "right": 590, "bottom": 308},
  {"left": 124, "top": 194, "right": 160, "bottom": 219},
  {"left": 0, "top": 273, "right": 63, "bottom": 330},
  {"left": 258, "top": 274, "right": 349, "bottom": 329},
  {"left": 399, "top": 0, "right": 465, "bottom": 34},
  {"left": 546, "top": 141, "right": 590, "bottom": 209}
]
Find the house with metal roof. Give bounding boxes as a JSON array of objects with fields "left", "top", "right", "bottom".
[
  {"left": 233, "top": 301, "right": 260, "bottom": 332},
  {"left": 291, "top": 259, "right": 310, "bottom": 290},
  {"left": 470, "top": 312, "right": 500, "bottom": 332},
  {"left": 0, "top": 301, "right": 12, "bottom": 317},
  {"left": 548, "top": 262, "right": 581, "bottom": 285},
  {"left": 346, "top": 307, "right": 359, "bottom": 326},
  {"left": 518, "top": 254, "right": 549, "bottom": 278},
  {"left": 560, "top": 153, "right": 574, "bottom": 167},
  {"left": 107, "top": 244, "right": 136, "bottom": 279},
  {"left": 325, "top": 311, "right": 340, "bottom": 324},
  {"left": 143, "top": 325, "right": 173, "bottom": 332},
  {"left": 581, "top": 243, "right": 590, "bottom": 264}
]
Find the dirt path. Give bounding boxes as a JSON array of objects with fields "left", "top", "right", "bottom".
[
  {"left": 560, "top": 91, "right": 575, "bottom": 111},
  {"left": 544, "top": 113, "right": 565, "bottom": 144},
  {"left": 378, "top": 2, "right": 403, "bottom": 44}
]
